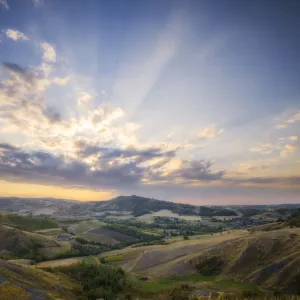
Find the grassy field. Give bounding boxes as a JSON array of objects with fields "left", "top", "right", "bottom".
[
  {"left": 105, "top": 254, "right": 125, "bottom": 262},
  {"left": 136, "top": 274, "right": 260, "bottom": 294},
  {"left": 78, "top": 226, "right": 137, "bottom": 244},
  {"left": 36, "top": 257, "right": 82, "bottom": 268},
  {"left": 82, "top": 256, "right": 99, "bottom": 264},
  {"left": 34, "top": 228, "right": 61, "bottom": 236},
  {"left": 67, "top": 220, "right": 104, "bottom": 234}
]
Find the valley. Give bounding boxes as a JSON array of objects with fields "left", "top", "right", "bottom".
[{"left": 0, "top": 196, "right": 300, "bottom": 299}]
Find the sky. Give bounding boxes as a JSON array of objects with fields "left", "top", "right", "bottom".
[{"left": 0, "top": 0, "right": 299, "bottom": 205}]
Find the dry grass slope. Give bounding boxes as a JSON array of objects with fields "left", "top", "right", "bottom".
[
  {"left": 188, "top": 228, "right": 300, "bottom": 294},
  {"left": 0, "top": 259, "right": 82, "bottom": 299}
]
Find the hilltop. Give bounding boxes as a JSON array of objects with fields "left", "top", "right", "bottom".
[{"left": 0, "top": 195, "right": 277, "bottom": 220}]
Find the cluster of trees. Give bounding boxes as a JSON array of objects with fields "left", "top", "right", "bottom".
[
  {"left": 289, "top": 209, "right": 300, "bottom": 228},
  {"left": 132, "top": 239, "right": 169, "bottom": 248},
  {"left": 199, "top": 206, "right": 237, "bottom": 217},
  {"left": 75, "top": 236, "right": 106, "bottom": 246},
  {"left": 0, "top": 234, "right": 46, "bottom": 262},
  {"left": 54, "top": 242, "right": 111, "bottom": 259},
  {"left": 14, "top": 240, "right": 46, "bottom": 262},
  {"left": 53, "top": 262, "right": 133, "bottom": 300}
]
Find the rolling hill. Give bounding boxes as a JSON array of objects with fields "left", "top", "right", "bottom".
[
  {"left": 188, "top": 228, "right": 300, "bottom": 294},
  {"left": 1, "top": 196, "right": 299, "bottom": 223},
  {"left": 0, "top": 213, "right": 59, "bottom": 231},
  {"left": 97, "top": 227, "right": 300, "bottom": 295},
  {"left": 0, "top": 259, "right": 82, "bottom": 299},
  {"left": 0, "top": 224, "right": 61, "bottom": 260},
  {"left": 0, "top": 195, "right": 239, "bottom": 219}
]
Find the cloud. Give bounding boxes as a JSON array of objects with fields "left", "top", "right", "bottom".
[
  {"left": 40, "top": 42, "right": 56, "bottom": 62},
  {"left": 250, "top": 143, "right": 278, "bottom": 155},
  {"left": 52, "top": 76, "right": 69, "bottom": 86},
  {"left": 233, "top": 163, "right": 271, "bottom": 175},
  {"left": 0, "top": 134, "right": 228, "bottom": 192},
  {"left": 0, "top": 142, "right": 222, "bottom": 190},
  {"left": 2, "top": 62, "right": 30, "bottom": 78},
  {"left": 0, "top": 61, "right": 62, "bottom": 135},
  {"left": 280, "top": 144, "right": 296, "bottom": 157},
  {"left": 0, "top": 142, "right": 142, "bottom": 188},
  {"left": 276, "top": 124, "right": 287, "bottom": 129},
  {"left": 78, "top": 91, "right": 93, "bottom": 105},
  {"left": 250, "top": 140, "right": 297, "bottom": 158},
  {"left": 276, "top": 110, "right": 300, "bottom": 129},
  {"left": 75, "top": 140, "right": 176, "bottom": 161},
  {"left": 0, "top": 0, "right": 9, "bottom": 9},
  {"left": 0, "top": 140, "right": 298, "bottom": 191},
  {"left": 233, "top": 176, "right": 300, "bottom": 186},
  {"left": 198, "top": 126, "right": 223, "bottom": 139},
  {"left": 162, "top": 160, "right": 225, "bottom": 182},
  {"left": 289, "top": 136, "right": 298, "bottom": 141},
  {"left": 5, "top": 29, "right": 28, "bottom": 41}
]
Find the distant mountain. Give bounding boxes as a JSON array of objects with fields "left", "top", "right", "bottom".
[
  {"left": 86, "top": 195, "right": 238, "bottom": 217},
  {"left": 0, "top": 195, "right": 238, "bottom": 218}
]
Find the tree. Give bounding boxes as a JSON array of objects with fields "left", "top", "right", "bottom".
[{"left": 100, "top": 257, "right": 107, "bottom": 264}]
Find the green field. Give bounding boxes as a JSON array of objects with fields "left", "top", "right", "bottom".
[
  {"left": 82, "top": 256, "right": 99, "bottom": 265},
  {"left": 134, "top": 274, "right": 261, "bottom": 295}
]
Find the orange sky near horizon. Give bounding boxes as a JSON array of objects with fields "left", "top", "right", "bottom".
[{"left": 0, "top": 181, "right": 115, "bottom": 201}]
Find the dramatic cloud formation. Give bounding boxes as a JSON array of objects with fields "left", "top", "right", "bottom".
[
  {"left": 0, "top": 1, "right": 300, "bottom": 203},
  {"left": 0, "top": 141, "right": 225, "bottom": 190}
]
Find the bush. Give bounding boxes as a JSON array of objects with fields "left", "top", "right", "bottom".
[{"left": 54, "top": 262, "right": 131, "bottom": 300}]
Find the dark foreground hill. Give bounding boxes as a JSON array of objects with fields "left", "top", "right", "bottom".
[
  {"left": 188, "top": 228, "right": 300, "bottom": 294},
  {"left": 0, "top": 259, "right": 81, "bottom": 299}
]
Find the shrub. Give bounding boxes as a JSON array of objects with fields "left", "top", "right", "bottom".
[{"left": 54, "top": 262, "right": 131, "bottom": 300}]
